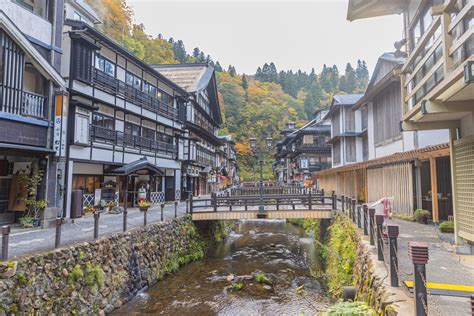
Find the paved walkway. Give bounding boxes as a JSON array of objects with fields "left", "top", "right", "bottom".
[{"left": 4, "top": 199, "right": 194, "bottom": 260}]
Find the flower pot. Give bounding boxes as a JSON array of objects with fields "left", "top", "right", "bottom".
[
  {"left": 139, "top": 207, "right": 149, "bottom": 212},
  {"left": 33, "top": 218, "right": 41, "bottom": 227}
]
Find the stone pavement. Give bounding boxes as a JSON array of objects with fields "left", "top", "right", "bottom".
[{"left": 4, "top": 199, "right": 194, "bottom": 260}]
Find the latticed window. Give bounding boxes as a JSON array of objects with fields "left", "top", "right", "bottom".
[{"left": 374, "top": 84, "right": 401, "bottom": 145}]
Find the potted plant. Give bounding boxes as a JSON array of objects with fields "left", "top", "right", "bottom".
[
  {"left": 19, "top": 216, "right": 34, "bottom": 228},
  {"left": 414, "top": 209, "right": 431, "bottom": 224},
  {"left": 24, "top": 198, "right": 47, "bottom": 227},
  {"left": 138, "top": 198, "right": 151, "bottom": 212}
]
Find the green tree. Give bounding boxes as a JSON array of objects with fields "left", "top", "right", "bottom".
[
  {"left": 304, "top": 79, "right": 322, "bottom": 118},
  {"left": 344, "top": 63, "right": 357, "bottom": 93},
  {"left": 215, "top": 61, "right": 223, "bottom": 72},
  {"left": 173, "top": 40, "right": 187, "bottom": 62},
  {"left": 241, "top": 73, "right": 248, "bottom": 90}
]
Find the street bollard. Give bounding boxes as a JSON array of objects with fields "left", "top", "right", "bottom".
[
  {"left": 387, "top": 223, "right": 400, "bottom": 287},
  {"left": 174, "top": 201, "right": 178, "bottom": 218},
  {"left": 123, "top": 208, "right": 128, "bottom": 232},
  {"left": 55, "top": 217, "right": 62, "bottom": 249},
  {"left": 189, "top": 194, "right": 193, "bottom": 215},
  {"left": 160, "top": 203, "right": 165, "bottom": 221},
  {"left": 212, "top": 193, "right": 217, "bottom": 212},
  {"left": 143, "top": 208, "right": 148, "bottom": 226},
  {"left": 369, "top": 207, "right": 375, "bottom": 246},
  {"left": 308, "top": 190, "right": 312, "bottom": 210},
  {"left": 186, "top": 198, "right": 189, "bottom": 214},
  {"left": 408, "top": 241, "right": 429, "bottom": 316},
  {"left": 375, "top": 214, "right": 384, "bottom": 261},
  {"left": 363, "top": 204, "right": 368, "bottom": 236},
  {"left": 93, "top": 212, "right": 100, "bottom": 240},
  {"left": 357, "top": 204, "right": 362, "bottom": 229},
  {"left": 341, "top": 195, "right": 345, "bottom": 213},
  {"left": 1, "top": 225, "right": 10, "bottom": 261}
]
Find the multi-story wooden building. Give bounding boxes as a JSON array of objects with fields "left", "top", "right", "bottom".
[
  {"left": 319, "top": 52, "right": 451, "bottom": 220},
  {"left": 347, "top": 0, "right": 474, "bottom": 249},
  {"left": 275, "top": 110, "right": 332, "bottom": 186},
  {"left": 152, "top": 64, "right": 223, "bottom": 197},
  {"left": 0, "top": 1, "right": 66, "bottom": 225},
  {"left": 216, "top": 135, "right": 240, "bottom": 190},
  {"left": 325, "top": 94, "right": 365, "bottom": 167},
  {"left": 62, "top": 19, "right": 189, "bottom": 214}
]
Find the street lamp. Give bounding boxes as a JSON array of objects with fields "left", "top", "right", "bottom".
[{"left": 249, "top": 136, "right": 273, "bottom": 215}]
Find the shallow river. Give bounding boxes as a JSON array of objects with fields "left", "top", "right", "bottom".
[{"left": 114, "top": 219, "right": 330, "bottom": 315}]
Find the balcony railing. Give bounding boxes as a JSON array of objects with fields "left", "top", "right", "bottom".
[
  {"left": 90, "top": 125, "right": 176, "bottom": 157},
  {"left": 0, "top": 84, "right": 47, "bottom": 119},
  {"left": 92, "top": 68, "right": 178, "bottom": 120},
  {"left": 22, "top": 91, "right": 46, "bottom": 118}
]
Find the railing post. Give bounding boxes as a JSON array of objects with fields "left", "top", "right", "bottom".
[
  {"left": 363, "top": 204, "right": 368, "bottom": 236},
  {"left": 123, "top": 207, "right": 128, "bottom": 232},
  {"left": 308, "top": 190, "right": 312, "bottom": 210},
  {"left": 93, "top": 212, "right": 100, "bottom": 240},
  {"left": 245, "top": 199, "right": 248, "bottom": 211},
  {"left": 1, "top": 226, "right": 10, "bottom": 261},
  {"left": 143, "top": 208, "right": 148, "bottom": 226},
  {"left": 341, "top": 195, "right": 345, "bottom": 213},
  {"left": 174, "top": 201, "right": 178, "bottom": 218},
  {"left": 408, "top": 241, "right": 429, "bottom": 316},
  {"left": 369, "top": 207, "right": 375, "bottom": 246},
  {"left": 321, "top": 188, "right": 325, "bottom": 197},
  {"left": 55, "top": 217, "right": 62, "bottom": 249},
  {"left": 387, "top": 223, "right": 400, "bottom": 287},
  {"left": 332, "top": 192, "right": 337, "bottom": 211},
  {"left": 160, "top": 203, "right": 165, "bottom": 221},
  {"left": 211, "top": 193, "right": 217, "bottom": 212},
  {"left": 375, "top": 214, "right": 384, "bottom": 261},
  {"left": 357, "top": 204, "right": 362, "bottom": 229},
  {"left": 189, "top": 194, "right": 193, "bottom": 215},
  {"left": 351, "top": 198, "right": 356, "bottom": 222},
  {"left": 276, "top": 198, "right": 280, "bottom": 211}
]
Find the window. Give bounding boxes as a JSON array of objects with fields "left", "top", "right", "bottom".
[
  {"left": 157, "top": 90, "right": 173, "bottom": 107},
  {"left": 142, "top": 127, "right": 155, "bottom": 140},
  {"left": 345, "top": 138, "right": 356, "bottom": 162},
  {"left": 143, "top": 82, "right": 157, "bottom": 97},
  {"left": 344, "top": 109, "right": 355, "bottom": 132},
  {"left": 126, "top": 72, "right": 141, "bottom": 90},
  {"left": 95, "top": 55, "right": 115, "bottom": 77},
  {"left": 333, "top": 140, "right": 341, "bottom": 164},
  {"left": 73, "top": 41, "right": 93, "bottom": 83},
  {"left": 303, "top": 135, "right": 314, "bottom": 144},
  {"left": 72, "top": 175, "right": 102, "bottom": 194},
  {"left": 14, "top": 0, "right": 48, "bottom": 19},
  {"left": 374, "top": 85, "right": 401, "bottom": 144},
  {"left": 125, "top": 122, "right": 140, "bottom": 136},
  {"left": 92, "top": 113, "right": 114, "bottom": 129}
]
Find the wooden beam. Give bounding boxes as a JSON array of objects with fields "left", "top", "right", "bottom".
[
  {"left": 430, "top": 157, "right": 439, "bottom": 223},
  {"left": 401, "top": 120, "right": 460, "bottom": 132},
  {"left": 421, "top": 100, "right": 474, "bottom": 114}
]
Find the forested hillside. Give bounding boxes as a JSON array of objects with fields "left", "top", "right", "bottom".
[{"left": 87, "top": 0, "right": 370, "bottom": 180}]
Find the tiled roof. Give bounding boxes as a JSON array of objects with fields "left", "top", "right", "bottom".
[
  {"left": 333, "top": 94, "right": 364, "bottom": 105},
  {"left": 152, "top": 64, "right": 213, "bottom": 93}
]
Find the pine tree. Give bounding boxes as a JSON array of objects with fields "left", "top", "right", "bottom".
[
  {"left": 356, "top": 60, "right": 369, "bottom": 91},
  {"left": 261, "top": 63, "right": 270, "bottom": 82},
  {"left": 241, "top": 74, "right": 248, "bottom": 90},
  {"left": 345, "top": 63, "right": 357, "bottom": 93},
  {"left": 268, "top": 62, "right": 278, "bottom": 82},
  {"left": 319, "top": 64, "right": 331, "bottom": 92},
  {"left": 214, "top": 61, "right": 223, "bottom": 72},
  {"left": 192, "top": 47, "right": 200, "bottom": 59},
  {"left": 339, "top": 75, "right": 347, "bottom": 92},
  {"left": 173, "top": 40, "right": 187, "bottom": 62},
  {"left": 330, "top": 65, "right": 339, "bottom": 92},
  {"left": 304, "top": 80, "right": 322, "bottom": 118},
  {"left": 198, "top": 51, "right": 206, "bottom": 63},
  {"left": 228, "top": 65, "right": 236, "bottom": 77},
  {"left": 255, "top": 67, "right": 263, "bottom": 81},
  {"left": 168, "top": 37, "right": 174, "bottom": 44}
]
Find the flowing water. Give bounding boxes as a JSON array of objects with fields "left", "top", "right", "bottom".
[{"left": 114, "top": 219, "right": 330, "bottom": 315}]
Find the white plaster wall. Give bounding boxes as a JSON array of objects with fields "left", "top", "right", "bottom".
[
  {"left": 0, "top": 1, "right": 52, "bottom": 45},
  {"left": 374, "top": 138, "right": 404, "bottom": 158},
  {"left": 460, "top": 113, "right": 474, "bottom": 138},
  {"left": 417, "top": 129, "right": 450, "bottom": 148}
]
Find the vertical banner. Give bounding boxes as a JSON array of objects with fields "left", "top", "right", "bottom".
[{"left": 54, "top": 93, "right": 69, "bottom": 157}]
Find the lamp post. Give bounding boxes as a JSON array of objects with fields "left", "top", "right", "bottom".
[{"left": 249, "top": 136, "right": 273, "bottom": 214}]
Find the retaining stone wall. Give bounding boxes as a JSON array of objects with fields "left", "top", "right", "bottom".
[{"left": 0, "top": 216, "right": 205, "bottom": 315}]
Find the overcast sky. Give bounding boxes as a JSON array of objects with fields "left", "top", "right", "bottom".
[{"left": 127, "top": 0, "right": 403, "bottom": 75}]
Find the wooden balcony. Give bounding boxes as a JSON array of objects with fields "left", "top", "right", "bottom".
[
  {"left": 90, "top": 125, "right": 176, "bottom": 157},
  {"left": 0, "top": 84, "right": 47, "bottom": 119},
  {"left": 92, "top": 68, "right": 178, "bottom": 120}
]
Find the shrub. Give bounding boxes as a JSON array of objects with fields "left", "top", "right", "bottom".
[
  {"left": 254, "top": 272, "right": 271, "bottom": 284},
  {"left": 439, "top": 220, "right": 454, "bottom": 233},
  {"left": 326, "top": 301, "right": 376, "bottom": 315},
  {"left": 414, "top": 209, "right": 431, "bottom": 223},
  {"left": 227, "top": 282, "right": 243, "bottom": 292}
]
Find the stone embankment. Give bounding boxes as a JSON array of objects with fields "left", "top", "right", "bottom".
[{"left": 0, "top": 216, "right": 208, "bottom": 315}]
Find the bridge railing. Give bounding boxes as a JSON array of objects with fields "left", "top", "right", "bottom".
[
  {"left": 190, "top": 191, "right": 336, "bottom": 213},
  {"left": 229, "top": 186, "right": 321, "bottom": 196}
]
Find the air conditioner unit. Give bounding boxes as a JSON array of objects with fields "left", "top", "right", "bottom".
[{"left": 464, "top": 61, "right": 474, "bottom": 84}]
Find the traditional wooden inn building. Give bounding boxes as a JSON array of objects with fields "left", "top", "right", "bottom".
[
  {"left": 61, "top": 19, "right": 189, "bottom": 215},
  {"left": 347, "top": 0, "right": 474, "bottom": 250},
  {"left": 275, "top": 109, "right": 332, "bottom": 186},
  {"left": 0, "top": 1, "right": 66, "bottom": 225},
  {"left": 324, "top": 94, "right": 365, "bottom": 167},
  {"left": 319, "top": 52, "right": 451, "bottom": 221},
  {"left": 152, "top": 64, "right": 223, "bottom": 197},
  {"left": 216, "top": 135, "right": 240, "bottom": 190}
]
